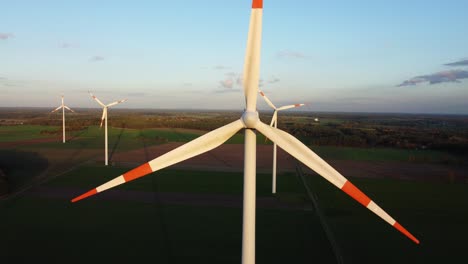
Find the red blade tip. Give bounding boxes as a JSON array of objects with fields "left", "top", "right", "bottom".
[
  {"left": 252, "top": 0, "right": 262, "bottom": 9},
  {"left": 394, "top": 222, "right": 420, "bottom": 244},
  {"left": 71, "top": 189, "right": 97, "bottom": 203}
]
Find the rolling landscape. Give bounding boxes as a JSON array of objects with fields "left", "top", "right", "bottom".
[
  {"left": 1, "top": 108, "right": 467, "bottom": 263},
  {"left": 2, "top": 0, "right": 468, "bottom": 263}
]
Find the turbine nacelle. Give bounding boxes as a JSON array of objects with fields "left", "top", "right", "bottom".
[{"left": 241, "top": 111, "right": 260, "bottom": 128}]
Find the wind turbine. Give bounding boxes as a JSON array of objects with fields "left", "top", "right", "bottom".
[
  {"left": 259, "top": 89, "right": 305, "bottom": 194},
  {"left": 73, "top": 1, "right": 419, "bottom": 263},
  {"left": 88, "top": 91, "right": 127, "bottom": 166},
  {"left": 51, "top": 95, "right": 75, "bottom": 143}
]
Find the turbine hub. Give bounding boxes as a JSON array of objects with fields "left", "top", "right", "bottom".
[{"left": 241, "top": 111, "right": 259, "bottom": 128}]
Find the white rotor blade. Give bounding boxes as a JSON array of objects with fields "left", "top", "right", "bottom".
[
  {"left": 269, "top": 110, "right": 277, "bottom": 127},
  {"left": 106, "top": 99, "right": 127, "bottom": 107},
  {"left": 255, "top": 121, "right": 419, "bottom": 244},
  {"left": 64, "top": 105, "right": 75, "bottom": 113},
  {"left": 259, "top": 90, "right": 276, "bottom": 110},
  {"left": 264, "top": 110, "right": 277, "bottom": 143},
  {"left": 277, "top": 103, "right": 305, "bottom": 111},
  {"left": 100, "top": 108, "right": 107, "bottom": 128},
  {"left": 89, "top": 91, "right": 106, "bottom": 107},
  {"left": 243, "top": 1, "right": 263, "bottom": 112},
  {"left": 71, "top": 119, "right": 244, "bottom": 203},
  {"left": 51, "top": 106, "right": 63, "bottom": 113}
]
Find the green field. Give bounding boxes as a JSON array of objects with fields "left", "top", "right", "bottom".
[
  {"left": 302, "top": 173, "right": 468, "bottom": 263},
  {"left": 3, "top": 125, "right": 270, "bottom": 151},
  {"left": 1, "top": 123, "right": 467, "bottom": 263},
  {"left": 0, "top": 125, "right": 59, "bottom": 142},
  {"left": 310, "top": 145, "right": 459, "bottom": 163},
  {"left": 1, "top": 163, "right": 467, "bottom": 263},
  {"left": 3, "top": 125, "right": 460, "bottom": 165}
]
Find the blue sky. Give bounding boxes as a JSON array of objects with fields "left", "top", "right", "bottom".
[{"left": 1, "top": 0, "right": 468, "bottom": 114}]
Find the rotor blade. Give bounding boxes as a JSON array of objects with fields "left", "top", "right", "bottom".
[
  {"left": 277, "top": 103, "right": 305, "bottom": 111},
  {"left": 71, "top": 119, "right": 244, "bottom": 203},
  {"left": 64, "top": 105, "right": 75, "bottom": 113},
  {"left": 243, "top": 0, "right": 263, "bottom": 112},
  {"left": 106, "top": 99, "right": 127, "bottom": 107},
  {"left": 255, "top": 121, "right": 419, "bottom": 244},
  {"left": 51, "top": 106, "right": 62, "bottom": 113},
  {"left": 100, "top": 108, "right": 107, "bottom": 128},
  {"left": 269, "top": 110, "right": 277, "bottom": 127},
  {"left": 259, "top": 90, "right": 276, "bottom": 110},
  {"left": 89, "top": 91, "right": 106, "bottom": 107},
  {"left": 263, "top": 111, "right": 276, "bottom": 143}
]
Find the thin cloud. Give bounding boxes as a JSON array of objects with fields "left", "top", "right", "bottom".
[
  {"left": 267, "top": 76, "right": 280, "bottom": 84},
  {"left": 214, "top": 87, "right": 240, "bottom": 93},
  {"left": 397, "top": 70, "right": 468, "bottom": 87},
  {"left": 213, "top": 65, "right": 231, "bottom": 70},
  {"left": 219, "top": 72, "right": 241, "bottom": 89},
  {"left": 60, "top": 42, "right": 79, "bottom": 48},
  {"left": 127, "top": 92, "right": 148, "bottom": 97},
  {"left": 0, "top": 77, "right": 25, "bottom": 88},
  {"left": 218, "top": 72, "right": 267, "bottom": 89},
  {"left": 277, "top": 50, "right": 310, "bottom": 59},
  {"left": 219, "top": 78, "right": 234, "bottom": 89},
  {"left": 236, "top": 76, "right": 242, "bottom": 86},
  {"left": 0, "top": 33, "right": 14, "bottom": 40},
  {"left": 444, "top": 59, "right": 468, "bottom": 67},
  {"left": 90, "top": 55, "right": 105, "bottom": 62}
]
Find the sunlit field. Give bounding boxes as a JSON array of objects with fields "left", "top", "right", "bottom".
[{"left": 1, "top": 110, "right": 467, "bottom": 263}]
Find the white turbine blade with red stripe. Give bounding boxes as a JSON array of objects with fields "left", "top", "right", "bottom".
[
  {"left": 243, "top": 0, "right": 263, "bottom": 112},
  {"left": 89, "top": 91, "right": 106, "bottom": 107},
  {"left": 71, "top": 119, "right": 245, "bottom": 203},
  {"left": 259, "top": 90, "right": 276, "bottom": 110},
  {"left": 277, "top": 103, "right": 305, "bottom": 111},
  {"left": 100, "top": 108, "right": 107, "bottom": 128},
  {"left": 255, "top": 121, "right": 419, "bottom": 244},
  {"left": 64, "top": 105, "right": 75, "bottom": 112},
  {"left": 51, "top": 105, "right": 62, "bottom": 113},
  {"left": 106, "top": 99, "right": 127, "bottom": 107}
]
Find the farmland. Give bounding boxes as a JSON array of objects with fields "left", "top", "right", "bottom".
[{"left": 1, "top": 107, "right": 467, "bottom": 263}]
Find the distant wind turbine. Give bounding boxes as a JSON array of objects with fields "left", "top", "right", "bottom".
[
  {"left": 259, "top": 89, "right": 305, "bottom": 194},
  {"left": 51, "top": 95, "right": 75, "bottom": 143},
  {"left": 89, "top": 91, "right": 127, "bottom": 166},
  {"left": 73, "top": 1, "right": 419, "bottom": 263}
]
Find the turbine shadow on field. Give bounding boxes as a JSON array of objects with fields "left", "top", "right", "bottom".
[
  {"left": 139, "top": 128, "right": 174, "bottom": 262},
  {"left": 0, "top": 150, "right": 49, "bottom": 197},
  {"left": 109, "top": 125, "right": 125, "bottom": 164},
  {"left": 67, "top": 127, "right": 89, "bottom": 142}
]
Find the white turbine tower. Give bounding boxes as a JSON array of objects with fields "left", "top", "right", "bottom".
[
  {"left": 51, "top": 95, "right": 75, "bottom": 143},
  {"left": 259, "top": 89, "right": 305, "bottom": 194},
  {"left": 73, "top": 1, "right": 419, "bottom": 263},
  {"left": 89, "top": 91, "right": 127, "bottom": 166}
]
